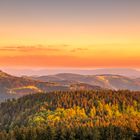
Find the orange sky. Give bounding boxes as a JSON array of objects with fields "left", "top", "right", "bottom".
[
  {"left": 0, "top": 0, "right": 140, "bottom": 68},
  {"left": 0, "top": 23, "right": 140, "bottom": 68},
  {"left": 0, "top": 43, "right": 140, "bottom": 68}
]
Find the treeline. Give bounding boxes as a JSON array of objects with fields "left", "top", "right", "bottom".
[{"left": 0, "top": 90, "right": 140, "bottom": 140}]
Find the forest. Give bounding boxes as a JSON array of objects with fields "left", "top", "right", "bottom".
[{"left": 0, "top": 90, "right": 140, "bottom": 140}]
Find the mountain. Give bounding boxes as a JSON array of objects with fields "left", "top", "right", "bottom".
[
  {"left": 0, "top": 70, "right": 47, "bottom": 100},
  {"left": 32, "top": 73, "right": 140, "bottom": 91},
  {"left": 0, "top": 70, "right": 140, "bottom": 101},
  {"left": 2, "top": 68, "right": 140, "bottom": 78},
  {"left": 0, "top": 70, "right": 102, "bottom": 101},
  {"left": 83, "top": 68, "right": 140, "bottom": 78}
]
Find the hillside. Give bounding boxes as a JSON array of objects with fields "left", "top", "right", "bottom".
[
  {"left": 0, "top": 71, "right": 102, "bottom": 101},
  {"left": 0, "top": 70, "right": 140, "bottom": 101},
  {"left": 0, "top": 90, "right": 140, "bottom": 139},
  {"left": 32, "top": 73, "right": 140, "bottom": 91}
]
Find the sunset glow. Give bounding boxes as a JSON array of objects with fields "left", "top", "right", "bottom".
[{"left": 0, "top": 0, "right": 140, "bottom": 68}]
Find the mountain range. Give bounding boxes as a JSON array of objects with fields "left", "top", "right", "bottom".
[
  {"left": 0, "top": 70, "right": 101, "bottom": 101},
  {"left": 0, "top": 70, "right": 140, "bottom": 101},
  {"left": 2, "top": 68, "right": 140, "bottom": 78},
  {"left": 32, "top": 73, "right": 140, "bottom": 90}
]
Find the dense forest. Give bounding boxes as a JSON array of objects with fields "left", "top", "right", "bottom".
[{"left": 0, "top": 90, "right": 140, "bottom": 140}]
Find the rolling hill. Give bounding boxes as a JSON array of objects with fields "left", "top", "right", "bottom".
[
  {"left": 3, "top": 68, "right": 140, "bottom": 78},
  {"left": 32, "top": 73, "right": 140, "bottom": 91},
  {"left": 0, "top": 70, "right": 102, "bottom": 101},
  {"left": 0, "top": 70, "right": 140, "bottom": 101}
]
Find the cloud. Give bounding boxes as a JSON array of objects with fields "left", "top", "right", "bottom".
[
  {"left": 0, "top": 44, "right": 69, "bottom": 53},
  {"left": 70, "top": 48, "right": 88, "bottom": 52}
]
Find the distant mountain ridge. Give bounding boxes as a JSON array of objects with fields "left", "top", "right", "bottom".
[
  {"left": 2, "top": 68, "right": 140, "bottom": 78},
  {"left": 32, "top": 73, "right": 140, "bottom": 91}
]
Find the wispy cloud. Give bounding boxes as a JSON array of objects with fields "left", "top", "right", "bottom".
[
  {"left": 0, "top": 45, "right": 65, "bottom": 52},
  {"left": 70, "top": 48, "right": 88, "bottom": 52}
]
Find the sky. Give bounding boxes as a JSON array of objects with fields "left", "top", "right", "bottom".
[{"left": 0, "top": 0, "right": 140, "bottom": 68}]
